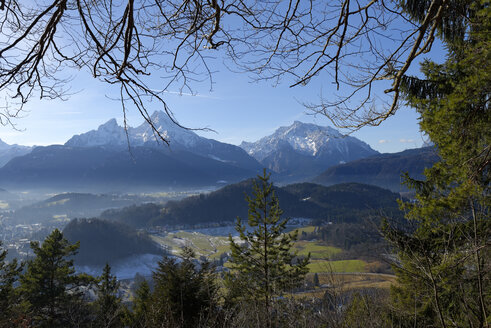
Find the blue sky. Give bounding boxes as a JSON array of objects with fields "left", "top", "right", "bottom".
[
  {"left": 0, "top": 62, "right": 426, "bottom": 153},
  {"left": 0, "top": 2, "right": 450, "bottom": 154}
]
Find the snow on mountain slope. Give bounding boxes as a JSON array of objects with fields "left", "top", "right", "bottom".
[
  {"left": 64, "top": 110, "right": 261, "bottom": 171},
  {"left": 130, "top": 111, "right": 202, "bottom": 147},
  {"left": 240, "top": 121, "right": 378, "bottom": 177},
  {"left": 67, "top": 111, "right": 210, "bottom": 149},
  {"left": 0, "top": 138, "right": 32, "bottom": 167},
  {"left": 65, "top": 118, "right": 128, "bottom": 147},
  {"left": 241, "top": 121, "right": 376, "bottom": 160}
]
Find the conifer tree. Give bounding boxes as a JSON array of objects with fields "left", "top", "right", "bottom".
[
  {"left": 150, "top": 247, "right": 219, "bottom": 328},
  {"left": 125, "top": 279, "right": 151, "bottom": 328},
  {"left": 93, "top": 263, "right": 123, "bottom": 328},
  {"left": 227, "top": 169, "right": 310, "bottom": 322},
  {"left": 313, "top": 273, "right": 320, "bottom": 287},
  {"left": 384, "top": 2, "right": 490, "bottom": 327},
  {"left": 19, "top": 229, "right": 95, "bottom": 327},
  {"left": 0, "top": 242, "right": 22, "bottom": 327}
]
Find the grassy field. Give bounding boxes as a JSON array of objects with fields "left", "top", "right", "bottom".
[
  {"left": 298, "top": 272, "right": 396, "bottom": 298},
  {"left": 307, "top": 259, "right": 367, "bottom": 273},
  {"left": 150, "top": 228, "right": 375, "bottom": 275},
  {"left": 151, "top": 231, "right": 229, "bottom": 257},
  {"left": 293, "top": 240, "right": 342, "bottom": 259}
]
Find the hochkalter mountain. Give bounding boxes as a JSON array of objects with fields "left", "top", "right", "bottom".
[{"left": 240, "top": 121, "right": 378, "bottom": 180}]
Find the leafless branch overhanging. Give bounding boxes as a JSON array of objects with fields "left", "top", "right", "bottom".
[{"left": 0, "top": 0, "right": 471, "bottom": 139}]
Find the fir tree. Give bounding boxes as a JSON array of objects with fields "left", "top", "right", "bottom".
[
  {"left": 19, "top": 229, "right": 95, "bottom": 328},
  {"left": 227, "top": 169, "right": 310, "bottom": 324}
]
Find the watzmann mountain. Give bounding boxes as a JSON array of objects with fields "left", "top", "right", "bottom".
[
  {"left": 240, "top": 121, "right": 378, "bottom": 180},
  {"left": 0, "top": 111, "right": 261, "bottom": 191},
  {"left": 65, "top": 110, "right": 260, "bottom": 171}
]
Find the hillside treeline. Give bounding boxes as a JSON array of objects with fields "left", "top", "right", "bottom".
[{"left": 100, "top": 181, "right": 404, "bottom": 228}]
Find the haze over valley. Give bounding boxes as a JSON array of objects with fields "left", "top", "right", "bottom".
[{"left": 0, "top": 112, "right": 436, "bottom": 280}]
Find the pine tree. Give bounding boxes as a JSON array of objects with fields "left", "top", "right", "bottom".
[
  {"left": 227, "top": 169, "right": 310, "bottom": 322},
  {"left": 19, "top": 229, "right": 95, "bottom": 327},
  {"left": 93, "top": 263, "right": 123, "bottom": 328},
  {"left": 384, "top": 2, "right": 490, "bottom": 327}
]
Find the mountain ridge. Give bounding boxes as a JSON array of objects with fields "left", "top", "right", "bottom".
[
  {"left": 313, "top": 147, "right": 439, "bottom": 191},
  {"left": 0, "top": 138, "right": 32, "bottom": 167},
  {"left": 240, "top": 121, "right": 379, "bottom": 179},
  {"left": 65, "top": 110, "right": 261, "bottom": 172}
]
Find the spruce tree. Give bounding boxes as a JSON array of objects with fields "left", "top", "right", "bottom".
[
  {"left": 384, "top": 2, "right": 490, "bottom": 327},
  {"left": 93, "top": 263, "right": 123, "bottom": 328},
  {"left": 125, "top": 279, "right": 151, "bottom": 328},
  {"left": 0, "top": 242, "right": 22, "bottom": 327},
  {"left": 227, "top": 169, "right": 310, "bottom": 321},
  {"left": 19, "top": 229, "right": 95, "bottom": 327},
  {"left": 150, "top": 247, "right": 219, "bottom": 328}
]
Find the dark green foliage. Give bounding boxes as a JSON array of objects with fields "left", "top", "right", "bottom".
[
  {"left": 227, "top": 170, "right": 309, "bottom": 325},
  {"left": 101, "top": 203, "right": 163, "bottom": 228},
  {"left": 19, "top": 229, "right": 95, "bottom": 327},
  {"left": 93, "top": 263, "right": 124, "bottom": 328},
  {"left": 104, "top": 180, "right": 403, "bottom": 228},
  {"left": 150, "top": 247, "right": 219, "bottom": 328},
  {"left": 342, "top": 290, "right": 393, "bottom": 328},
  {"left": 385, "top": 2, "right": 490, "bottom": 327},
  {"left": 313, "top": 273, "right": 319, "bottom": 287},
  {"left": 125, "top": 280, "right": 152, "bottom": 328},
  {"left": 283, "top": 182, "right": 403, "bottom": 222},
  {"left": 314, "top": 147, "right": 439, "bottom": 192},
  {"left": 317, "top": 222, "right": 387, "bottom": 260},
  {"left": 63, "top": 218, "right": 162, "bottom": 266},
  {"left": 0, "top": 242, "right": 23, "bottom": 327}
]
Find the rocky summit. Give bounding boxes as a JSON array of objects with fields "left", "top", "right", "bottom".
[{"left": 240, "top": 121, "right": 378, "bottom": 179}]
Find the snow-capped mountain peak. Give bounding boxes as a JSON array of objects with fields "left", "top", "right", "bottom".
[
  {"left": 240, "top": 121, "right": 354, "bottom": 160},
  {"left": 239, "top": 121, "right": 378, "bottom": 176},
  {"left": 131, "top": 110, "right": 201, "bottom": 147},
  {"left": 62, "top": 110, "right": 261, "bottom": 174},
  {"left": 65, "top": 111, "right": 204, "bottom": 148},
  {"left": 66, "top": 118, "right": 127, "bottom": 147}
]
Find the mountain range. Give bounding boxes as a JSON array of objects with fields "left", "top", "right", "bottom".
[
  {"left": 240, "top": 121, "right": 378, "bottom": 180},
  {"left": 0, "top": 111, "right": 265, "bottom": 191},
  {"left": 0, "top": 112, "right": 388, "bottom": 191},
  {"left": 66, "top": 111, "right": 261, "bottom": 171},
  {"left": 0, "top": 138, "right": 32, "bottom": 167}
]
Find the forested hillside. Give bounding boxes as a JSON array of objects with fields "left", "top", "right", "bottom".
[
  {"left": 100, "top": 180, "right": 403, "bottom": 228},
  {"left": 314, "top": 147, "right": 439, "bottom": 191},
  {"left": 63, "top": 219, "right": 162, "bottom": 266}
]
